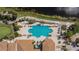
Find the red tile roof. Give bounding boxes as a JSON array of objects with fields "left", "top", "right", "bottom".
[
  {"left": 15, "top": 40, "right": 34, "bottom": 51},
  {"left": 7, "top": 43, "right": 16, "bottom": 51},
  {"left": 42, "top": 39, "right": 55, "bottom": 51},
  {"left": 0, "top": 41, "right": 8, "bottom": 51}
]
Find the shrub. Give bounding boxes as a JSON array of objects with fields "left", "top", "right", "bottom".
[
  {"left": 13, "top": 23, "right": 20, "bottom": 31},
  {"left": 14, "top": 32, "right": 19, "bottom": 37}
]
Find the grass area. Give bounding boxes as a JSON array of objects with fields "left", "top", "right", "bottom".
[
  {"left": 66, "top": 22, "right": 79, "bottom": 37},
  {"left": 0, "top": 27, "right": 11, "bottom": 39},
  {"left": 0, "top": 23, "right": 14, "bottom": 39}
]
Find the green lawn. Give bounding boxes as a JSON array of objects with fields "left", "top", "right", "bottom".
[
  {"left": 66, "top": 22, "right": 79, "bottom": 37},
  {"left": 0, "top": 23, "right": 12, "bottom": 39}
]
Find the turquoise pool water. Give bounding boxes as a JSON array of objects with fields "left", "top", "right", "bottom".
[{"left": 28, "top": 25, "right": 53, "bottom": 38}]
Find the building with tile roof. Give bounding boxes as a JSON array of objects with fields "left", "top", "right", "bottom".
[
  {"left": 7, "top": 43, "right": 17, "bottom": 51},
  {"left": 0, "top": 39, "right": 55, "bottom": 51},
  {"left": 0, "top": 41, "right": 8, "bottom": 51},
  {"left": 42, "top": 39, "right": 55, "bottom": 51},
  {"left": 15, "top": 40, "right": 34, "bottom": 51}
]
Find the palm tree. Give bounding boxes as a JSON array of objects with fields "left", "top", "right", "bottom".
[{"left": 61, "top": 25, "right": 67, "bottom": 30}]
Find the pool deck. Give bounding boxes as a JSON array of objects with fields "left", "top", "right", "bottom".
[{"left": 14, "top": 17, "right": 61, "bottom": 50}]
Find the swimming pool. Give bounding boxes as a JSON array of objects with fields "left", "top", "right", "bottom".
[{"left": 28, "top": 25, "right": 53, "bottom": 38}]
